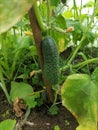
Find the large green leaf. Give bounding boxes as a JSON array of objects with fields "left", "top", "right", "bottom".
[
  {"left": 0, "top": 0, "right": 33, "bottom": 34},
  {"left": 61, "top": 74, "right": 97, "bottom": 130},
  {"left": 10, "top": 82, "right": 38, "bottom": 108},
  {"left": 0, "top": 119, "right": 16, "bottom": 130}
]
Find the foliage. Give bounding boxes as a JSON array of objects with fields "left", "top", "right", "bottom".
[
  {"left": 61, "top": 74, "right": 97, "bottom": 130},
  {"left": 54, "top": 125, "right": 60, "bottom": 130},
  {"left": 0, "top": 0, "right": 98, "bottom": 130},
  {"left": 10, "top": 82, "right": 40, "bottom": 108},
  {"left": 91, "top": 67, "right": 98, "bottom": 86},
  {"left": 0, "top": 0, "right": 33, "bottom": 34},
  {"left": 0, "top": 119, "right": 16, "bottom": 130},
  {"left": 0, "top": 32, "right": 38, "bottom": 104},
  {"left": 49, "top": 105, "right": 59, "bottom": 115}
]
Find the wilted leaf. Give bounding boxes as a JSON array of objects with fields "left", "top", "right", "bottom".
[
  {"left": 58, "top": 38, "right": 65, "bottom": 52},
  {"left": 13, "top": 97, "right": 27, "bottom": 117},
  {"left": 10, "top": 82, "right": 37, "bottom": 108},
  {"left": 0, "top": 0, "right": 33, "bottom": 34},
  {"left": 61, "top": 74, "right": 97, "bottom": 130}
]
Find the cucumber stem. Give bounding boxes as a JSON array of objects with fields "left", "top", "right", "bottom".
[
  {"left": 73, "top": 58, "right": 98, "bottom": 70},
  {"left": 46, "top": 0, "right": 50, "bottom": 35},
  {"left": 60, "top": 57, "right": 98, "bottom": 72},
  {"left": 33, "top": 0, "right": 46, "bottom": 32},
  {"left": 28, "top": 6, "right": 54, "bottom": 103}
]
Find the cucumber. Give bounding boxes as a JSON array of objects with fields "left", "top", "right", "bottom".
[{"left": 41, "top": 36, "right": 59, "bottom": 85}]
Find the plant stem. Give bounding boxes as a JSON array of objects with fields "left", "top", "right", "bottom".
[
  {"left": 73, "top": 58, "right": 98, "bottom": 70},
  {"left": 28, "top": 6, "right": 54, "bottom": 103},
  {"left": 0, "top": 68, "right": 11, "bottom": 104},
  {"left": 67, "top": 1, "right": 97, "bottom": 65},
  {"left": 47, "top": 0, "right": 50, "bottom": 35},
  {"left": 73, "top": 0, "right": 79, "bottom": 19},
  {"left": 0, "top": 83, "right": 11, "bottom": 104},
  {"left": 52, "top": 26, "right": 67, "bottom": 34},
  {"left": 79, "top": 0, "right": 82, "bottom": 20},
  {"left": 60, "top": 57, "right": 98, "bottom": 72},
  {"left": 67, "top": 36, "right": 86, "bottom": 65},
  {"left": 33, "top": 0, "right": 46, "bottom": 32},
  {"left": 24, "top": 108, "right": 31, "bottom": 121},
  {"left": 27, "top": 90, "right": 45, "bottom": 97}
]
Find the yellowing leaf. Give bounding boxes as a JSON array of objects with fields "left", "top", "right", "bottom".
[
  {"left": 58, "top": 38, "right": 65, "bottom": 53},
  {"left": 76, "top": 123, "right": 97, "bottom": 130},
  {"left": 10, "top": 82, "right": 36, "bottom": 108},
  {"left": 61, "top": 74, "right": 97, "bottom": 130},
  {"left": 0, "top": 0, "right": 33, "bottom": 34},
  {"left": 25, "top": 31, "right": 33, "bottom": 36}
]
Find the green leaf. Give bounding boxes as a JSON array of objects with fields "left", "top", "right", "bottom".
[
  {"left": 0, "top": 0, "right": 33, "bottom": 34},
  {"left": 82, "top": 31, "right": 96, "bottom": 46},
  {"left": 10, "top": 82, "right": 37, "bottom": 108},
  {"left": 17, "top": 36, "right": 33, "bottom": 49},
  {"left": 63, "top": 10, "right": 73, "bottom": 18},
  {"left": 49, "top": 105, "right": 59, "bottom": 115},
  {"left": 54, "top": 125, "right": 60, "bottom": 130},
  {"left": 61, "top": 74, "right": 97, "bottom": 130},
  {"left": 53, "top": 15, "right": 66, "bottom": 29},
  {"left": 91, "top": 67, "right": 98, "bottom": 86},
  {"left": 30, "top": 46, "right": 37, "bottom": 56},
  {"left": 83, "top": 1, "right": 94, "bottom": 7},
  {"left": 0, "top": 119, "right": 16, "bottom": 130},
  {"left": 50, "top": 0, "right": 60, "bottom": 6},
  {"left": 91, "top": 67, "right": 98, "bottom": 122},
  {"left": 66, "top": 19, "right": 83, "bottom": 42},
  {"left": 50, "top": 15, "right": 69, "bottom": 52},
  {"left": 50, "top": 29, "right": 70, "bottom": 53}
]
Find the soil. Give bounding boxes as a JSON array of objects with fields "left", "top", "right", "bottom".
[{"left": 0, "top": 89, "right": 78, "bottom": 130}]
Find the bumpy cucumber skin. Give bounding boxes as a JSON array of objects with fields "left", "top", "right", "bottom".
[{"left": 42, "top": 36, "right": 59, "bottom": 85}]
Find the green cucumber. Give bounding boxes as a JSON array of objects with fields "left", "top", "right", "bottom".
[{"left": 41, "top": 36, "right": 59, "bottom": 85}]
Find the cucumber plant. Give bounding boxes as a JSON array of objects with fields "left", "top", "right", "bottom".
[{"left": 0, "top": 0, "right": 98, "bottom": 130}]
